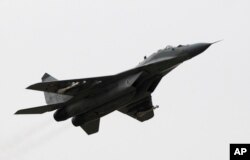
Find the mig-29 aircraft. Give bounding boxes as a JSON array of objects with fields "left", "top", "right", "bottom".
[{"left": 15, "top": 42, "right": 218, "bottom": 135}]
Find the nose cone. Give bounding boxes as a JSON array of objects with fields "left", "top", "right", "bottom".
[{"left": 188, "top": 43, "right": 212, "bottom": 58}]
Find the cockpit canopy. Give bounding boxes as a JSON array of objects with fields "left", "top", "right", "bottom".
[
  {"left": 139, "top": 44, "right": 188, "bottom": 66},
  {"left": 152, "top": 44, "right": 188, "bottom": 55},
  {"left": 156, "top": 45, "right": 174, "bottom": 53},
  {"left": 165, "top": 44, "right": 186, "bottom": 49},
  {"left": 165, "top": 45, "right": 174, "bottom": 49}
]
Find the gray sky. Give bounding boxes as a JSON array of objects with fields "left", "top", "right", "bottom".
[{"left": 0, "top": 0, "right": 250, "bottom": 160}]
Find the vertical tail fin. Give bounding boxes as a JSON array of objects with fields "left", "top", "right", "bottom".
[{"left": 42, "top": 73, "right": 72, "bottom": 104}]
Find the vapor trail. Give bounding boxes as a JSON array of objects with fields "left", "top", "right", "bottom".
[
  {"left": 0, "top": 118, "right": 56, "bottom": 159},
  {"left": 7, "top": 122, "right": 70, "bottom": 160}
]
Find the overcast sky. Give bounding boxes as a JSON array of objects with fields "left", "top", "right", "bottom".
[{"left": 0, "top": 0, "right": 250, "bottom": 160}]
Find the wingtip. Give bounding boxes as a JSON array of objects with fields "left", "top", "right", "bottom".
[
  {"left": 26, "top": 83, "right": 42, "bottom": 90},
  {"left": 14, "top": 110, "right": 34, "bottom": 115},
  {"left": 26, "top": 84, "right": 35, "bottom": 90},
  {"left": 15, "top": 110, "right": 22, "bottom": 115}
]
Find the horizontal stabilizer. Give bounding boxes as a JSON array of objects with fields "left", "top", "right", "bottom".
[
  {"left": 15, "top": 103, "right": 63, "bottom": 114},
  {"left": 80, "top": 118, "right": 100, "bottom": 135}
]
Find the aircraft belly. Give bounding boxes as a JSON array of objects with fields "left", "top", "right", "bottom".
[
  {"left": 72, "top": 88, "right": 136, "bottom": 126},
  {"left": 95, "top": 89, "right": 136, "bottom": 115},
  {"left": 65, "top": 86, "right": 135, "bottom": 118}
]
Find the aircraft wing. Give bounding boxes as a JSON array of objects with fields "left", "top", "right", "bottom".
[
  {"left": 26, "top": 67, "right": 145, "bottom": 96},
  {"left": 27, "top": 75, "right": 116, "bottom": 96},
  {"left": 118, "top": 96, "right": 155, "bottom": 122}
]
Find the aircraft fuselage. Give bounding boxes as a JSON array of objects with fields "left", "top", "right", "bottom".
[{"left": 54, "top": 43, "right": 213, "bottom": 125}]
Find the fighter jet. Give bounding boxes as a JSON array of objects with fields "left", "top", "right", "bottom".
[{"left": 15, "top": 42, "right": 218, "bottom": 135}]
